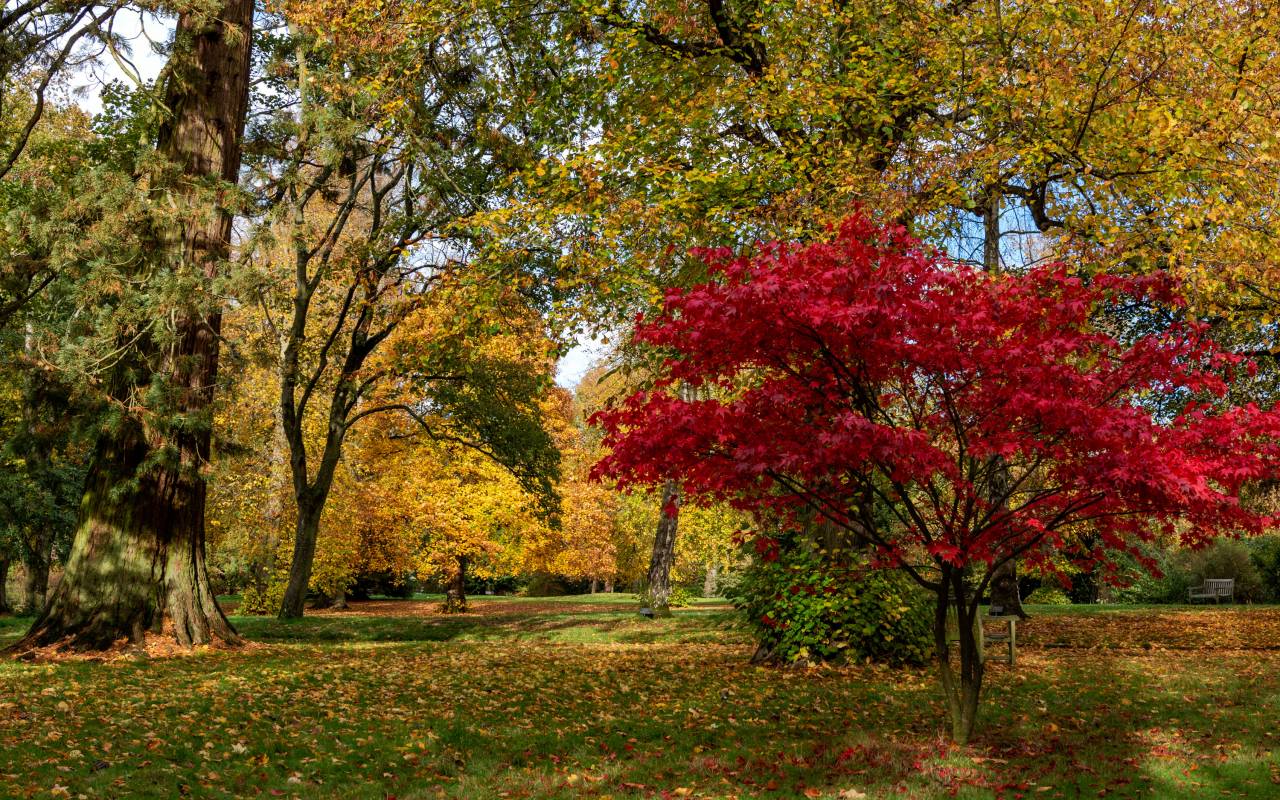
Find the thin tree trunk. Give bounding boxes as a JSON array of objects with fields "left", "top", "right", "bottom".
[
  {"left": 590, "top": 578, "right": 599, "bottom": 594},
  {"left": 604, "top": 578, "right": 614, "bottom": 593},
  {"left": 703, "top": 563, "right": 718, "bottom": 597},
  {"left": 982, "top": 188, "right": 1001, "bottom": 273},
  {"left": 19, "top": 326, "right": 54, "bottom": 618},
  {"left": 443, "top": 556, "right": 468, "bottom": 613},
  {"left": 647, "top": 479, "right": 681, "bottom": 616},
  {"left": 0, "top": 559, "right": 10, "bottom": 614},
  {"left": 979, "top": 191, "right": 1025, "bottom": 622},
  {"left": 10, "top": 0, "right": 252, "bottom": 653},
  {"left": 251, "top": 403, "right": 290, "bottom": 595},
  {"left": 20, "top": 532, "right": 50, "bottom": 615},
  {"left": 935, "top": 569, "right": 985, "bottom": 744}
]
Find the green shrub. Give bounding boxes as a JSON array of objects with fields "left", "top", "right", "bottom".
[
  {"left": 238, "top": 579, "right": 286, "bottom": 616},
  {"left": 1113, "top": 539, "right": 1271, "bottom": 604},
  {"left": 638, "top": 584, "right": 693, "bottom": 610},
  {"left": 1112, "top": 545, "right": 1193, "bottom": 604},
  {"left": 1251, "top": 536, "right": 1280, "bottom": 602},
  {"left": 726, "top": 535, "right": 933, "bottom": 666},
  {"left": 1187, "top": 539, "right": 1265, "bottom": 602},
  {"left": 1024, "top": 586, "right": 1071, "bottom": 605},
  {"left": 668, "top": 585, "right": 694, "bottom": 608}
]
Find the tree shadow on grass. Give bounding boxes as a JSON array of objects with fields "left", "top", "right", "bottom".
[
  {"left": 965, "top": 650, "right": 1280, "bottom": 798},
  {"left": 231, "top": 607, "right": 746, "bottom": 647}
]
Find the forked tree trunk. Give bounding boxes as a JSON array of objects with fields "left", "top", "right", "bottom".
[
  {"left": 646, "top": 479, "right": 681, "bottom": 616},
  {"left": 9, "top": 0, "right": 252, "bottom": 653},
  {"left": 443, "top": 556, "right": 468, "bottom": 614},
  {"left": 935, "top": 569, "right": 985, "bottom": 744}
]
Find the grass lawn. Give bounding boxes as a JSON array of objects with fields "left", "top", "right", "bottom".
[{"left": 1, "top": 599, "right": 1278, "bottom": 799}]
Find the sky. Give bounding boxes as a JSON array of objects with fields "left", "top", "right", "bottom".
[
  {"left": 554, "top": 336, "right": 610, "bottom": 389},
  {"left": 68, "top": 12, "right": 603, "bottom": 389}
]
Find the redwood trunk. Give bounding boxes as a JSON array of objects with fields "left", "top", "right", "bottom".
[
  {"left": 16, "top": 424, "right": 169, "bottom": 650},
  {"left": 9, "top": 0, "right": 252, "bottom": 652},
  {"left": 646, "top": 479, "right": 681, "bottom": 616},
  {"left": 152, "top": 0, "right": 253, "bottom": 648}
]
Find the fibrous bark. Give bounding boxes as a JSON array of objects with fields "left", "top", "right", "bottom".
[{"left": 9, "top": 0, "right": 253, "bottom": 653}]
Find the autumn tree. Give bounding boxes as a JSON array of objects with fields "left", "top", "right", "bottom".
[
  {"left": 487, "top": 0, "right": 1280, "bottom": 625},
  {"left": 239, "top": 3, "right": 572, "bottom": 618},
  {"left": 594, "top": 214, "right": 1280, "bottom": 743}
]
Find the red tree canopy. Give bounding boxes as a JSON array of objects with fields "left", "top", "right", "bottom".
[{"left": 592, "top": 213, "right": 1280, "bottom": 590}]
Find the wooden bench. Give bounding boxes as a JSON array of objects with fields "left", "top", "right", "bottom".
[
  {"left": 1187, "top": 578, "right": 1234, "bottom": 603},
  {"left": 980, "top": 615, "right": 1018, "bottom": 666},
  {"left": 945, "top": 598, "right": 1020, "bottom": 665}
]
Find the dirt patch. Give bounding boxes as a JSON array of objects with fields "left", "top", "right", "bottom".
[{"left": 1018, "top": 607, "right": 1280, "bottom": 651}]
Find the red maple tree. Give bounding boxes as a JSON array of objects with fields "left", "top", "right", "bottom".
[{"left": 592, "top": 213, "right": 1280, "bottom": 742}]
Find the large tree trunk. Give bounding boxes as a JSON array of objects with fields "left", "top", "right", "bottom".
[
  {"left": 443, "top": 556, "right": 468, "bottom": 614},
  {"left": 278, "top": 502, "right": 324, "bottom": 619},
  {"left": 16, "top": 424, "right": 170, "bottom": 649},
  {"left": 152, "top": 0, "right": 254, "bottom": 648},
  {"left": 9, "top": 0, "right": 252, "bottom": 653},
  {"left": 988, "top": 559, "right": 1027, "bottom": 619},
  {"left": 646, "top": 479, "right": 681, "bottom": 617}
]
